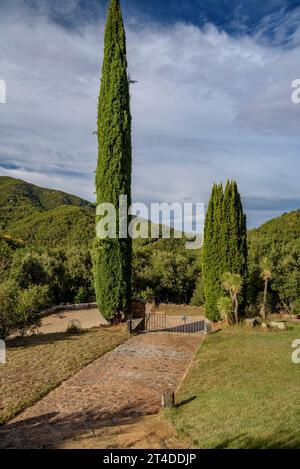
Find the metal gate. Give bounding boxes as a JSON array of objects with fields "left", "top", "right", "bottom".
[
  {"left": 145, "top": 313, "right": 167, "bottom": 332},
  {"left": 143, "top": 313, "right": 205, "bottom": 333}
]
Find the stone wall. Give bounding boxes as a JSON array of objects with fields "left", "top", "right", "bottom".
[
  {"left": 41, "top": 303, "right": 97, "bottom": 318},
  {"left": 42, "top": 299, "right": 153, "bottom": 320}
]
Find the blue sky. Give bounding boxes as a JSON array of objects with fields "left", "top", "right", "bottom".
[{"left": 0, "top": 0, "right": 300, "bottom": 227}]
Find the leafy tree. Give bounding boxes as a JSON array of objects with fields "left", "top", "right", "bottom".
[
  {"left": 93, "top": 0, "right": 132, "bottom": 322},
  {"left": 222, "top": 272, "right": 243, "bottom": 324},
  {"left": 9, "top": 251, "right": 47, "bottom": 289},
  {"left": 64, "top": 248, "right": 94, "bottom": 303}
]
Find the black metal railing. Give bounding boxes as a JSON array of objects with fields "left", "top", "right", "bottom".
[{"left": 128, "top": 313, "right": 206, "bottom": 334}]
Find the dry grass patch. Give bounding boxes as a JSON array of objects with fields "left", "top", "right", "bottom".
[
  {"left": 155, "top": 304, "right": 204, "bottom": 317},
  {"left": 0, "top": 325, "right": 129, "bottom": 424}
]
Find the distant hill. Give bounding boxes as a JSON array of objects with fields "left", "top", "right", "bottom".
[
  {"left": 248, "top": 209, "right": 300, "bottom": 312},
  {"left": 0, "top": 177, "right": 95, "bottom": 249},
  {"left": 248, "top": 209, "right": 300, "bottom": 259},
  {"left": 0, "top": 176, "right": 190, "bottom": 250}
]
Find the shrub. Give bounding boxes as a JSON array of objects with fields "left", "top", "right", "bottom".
[
  {"left": 0, "top": 280, "right": 20, "bottom": 340},
  {"left": 139, "top": 287, "right": 155, "bottom": 301},
  {"left": 10, "top": 251, "right": 47, "bottom": 289},
  {"left": 256, "top": 291, "right": 275, "bottom": 316},
  {"left": 16, "top": 285, "right": 51, "bottom": 336},
  {"left": 245, "top": 303, "right": 259, "bottom": 318},
  {"left": 291, "top": 299, "right": 300, "bottom": 316},
  {"left": 217, "top": 296, "right": 234, "bottom": 323},
  {"left": 74, "top": 286, "right": 91, "bottom": 304},
  {"left": 190, "top": 277, "right": 205, "bottom": 306}
]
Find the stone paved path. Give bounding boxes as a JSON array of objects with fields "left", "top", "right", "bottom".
[{"left": 0, "top": 332, "right": 203, "bottom": 449}]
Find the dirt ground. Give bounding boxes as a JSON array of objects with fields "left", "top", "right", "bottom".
[
  {"left": 37, "top": 308, "right": 108, "bottom": 334},
  {"left": 156, "top": 304, "right": 204, "bottom": 317},
  {"left": 58, "top": 414, "right": 187, "bottom": 449}
]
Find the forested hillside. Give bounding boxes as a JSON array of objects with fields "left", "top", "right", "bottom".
[
  {"left": 0, "top": 177, "right": 94, "bottom": 248},
  {"left": 0, "top": 177, "right": 201, "bottom": 307},
  {"left": 248, "top": 209, "right": 300, "bottom": 314},
  {"left": 1, "top": 176, "right": 299, "bottom": 316}
]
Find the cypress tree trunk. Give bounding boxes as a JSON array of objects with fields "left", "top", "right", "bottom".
[{"left": 92, "top": 0, "right": 132, "bottom": 322}]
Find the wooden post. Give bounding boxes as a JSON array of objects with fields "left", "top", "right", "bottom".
[{"left": 162, "top": 391, "right": 175, "bottom": 408}]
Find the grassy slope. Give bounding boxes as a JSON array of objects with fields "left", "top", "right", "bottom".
[
  {"left": 168, "top": 325, "right": 300, "bottom": 449},
  {"left": 0, "top": 325, "right": 128, "bottom": 425}
]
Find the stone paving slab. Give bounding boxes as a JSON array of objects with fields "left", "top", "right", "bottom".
[{"left": 0, "top": 331, "right": 203, "bottom": 449}]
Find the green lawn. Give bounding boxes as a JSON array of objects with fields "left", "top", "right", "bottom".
[
  {"left": 0, "top": 325, "right": 128, "bottom": 425},
  {"left": 168, "top": 324, "right": 300, "bottom": 449}
]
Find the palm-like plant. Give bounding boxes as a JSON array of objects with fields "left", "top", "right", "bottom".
[
  {"left": 260, "top": 257, "right": 272, "bottom": 320},
  {"left": 222, "top": 272, "right": 243, "bottom": 324},
  {"left": 217, "top": 296, "right": 233, "bottom": 324}
]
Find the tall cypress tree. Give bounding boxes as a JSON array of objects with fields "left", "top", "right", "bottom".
[
  {"left": 92, "top": 0, "right": 132, "bottom": 322},
  {"left": 202, "top": 183, "right": 224, "bottom": 321}
]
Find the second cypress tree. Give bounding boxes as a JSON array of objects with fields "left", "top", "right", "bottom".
[{"left": 202, "top": 180, "right": 247, "bottom": 321}]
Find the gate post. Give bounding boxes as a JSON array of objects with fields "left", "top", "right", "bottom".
[
  {"left": 127, "top": 319, "right": 132, "bottom": 334},
  {"left": 205, "top": 321, "right": 212, "bottom": 335}
]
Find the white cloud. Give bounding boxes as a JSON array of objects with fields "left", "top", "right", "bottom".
[{"left": 0, "top": 4, "right": 299, "bottom": 226}]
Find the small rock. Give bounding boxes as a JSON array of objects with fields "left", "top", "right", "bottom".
[{"left": 269, "top": 321, "right": 287, "bottom": 331}]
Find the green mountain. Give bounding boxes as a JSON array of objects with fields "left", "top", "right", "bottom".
[
  {"left": 0, "top": 177, "right": 95, "bottom": 249},
  {"left": 0, "top": 176, "right": 190, "bottom": 250}
]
